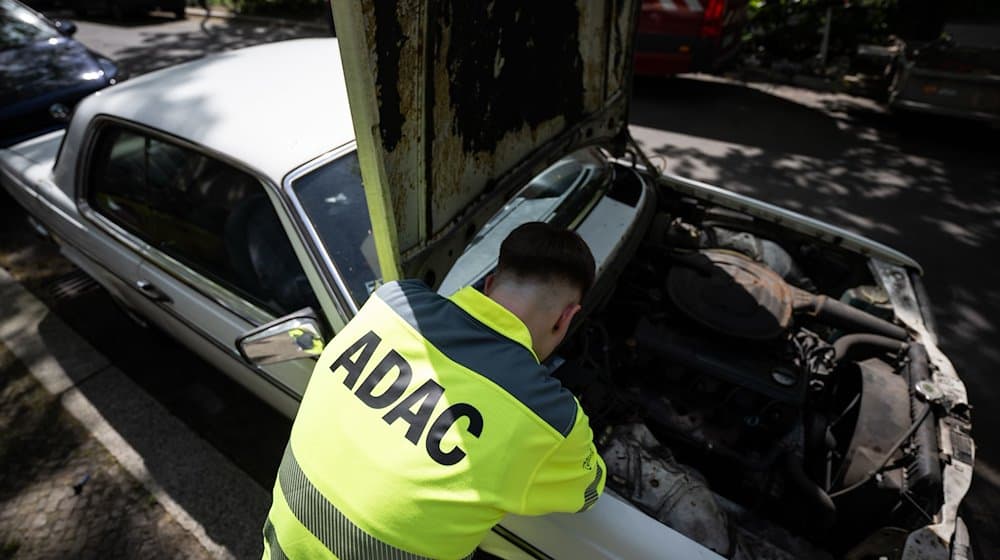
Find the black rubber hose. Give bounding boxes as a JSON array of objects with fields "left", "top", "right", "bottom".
[
  {"left": 833, "top": 333, "right": 908, "bottom": 363},
  {"left": 796, "top": 294, "right": 908, "bottom": 341},
  {"left": 784, "top": 453, "right": 836, "bottom": 530},
  {"left": 630, "top": 391, "right": 784, "bottom": 471},
  {"left": 904, "top": 344, "right": 944, "bottom": 508}
]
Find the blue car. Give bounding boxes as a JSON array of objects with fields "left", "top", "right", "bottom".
[{"left": 0, "top": 0, "right": 123, "bottom": 148}]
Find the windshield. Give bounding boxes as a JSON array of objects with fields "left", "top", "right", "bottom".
[
  {"left": 0, "top": 0, "right": 59, "bottom": 50},
  {"left": 437, "top": 148, "right": 610, "bottom": 295},
  {"left": 292, "top": 147, "right": 611, "bottom": 307}
]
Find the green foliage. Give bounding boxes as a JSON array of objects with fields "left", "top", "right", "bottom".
[
  {"left": 747, "top": 0, "right": 899, "bottom": 63},
  {"left": 0, "top": 540, "right": 20, "bottom": 560}
]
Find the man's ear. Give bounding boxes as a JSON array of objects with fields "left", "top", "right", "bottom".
[
  {"left": 554, "top": 303, "right": 582, "bottom": 333},
  {"left": 483, "top": 273, "right": 495, "bottom": 295}
]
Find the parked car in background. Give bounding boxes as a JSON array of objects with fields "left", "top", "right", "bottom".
[
  {"left": 634, "top": 0, "right": 748, "bottom": 77},
  {"left": 889, "top": 21, "right": 1000, "bottom": 125},
  {"left": 69, "top": 0, "right": 186, "bottom": 21},
  {"left": 0, "top": 13, "right": 976, "bottom": 560},
  {"left": 0, "top": 0, "right": 122, "bottom": 147}
]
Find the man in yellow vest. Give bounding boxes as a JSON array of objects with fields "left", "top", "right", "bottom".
[{"left": 263, "top": 222, "right": 606, "bottom": 560}]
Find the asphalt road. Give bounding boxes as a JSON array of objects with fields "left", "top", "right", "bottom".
[
  {"left": 10, "top": 10, "right": 1000, "bottom": 559},
  {"left": 67, "top": 9, "right": 328, "bottom": 76}
]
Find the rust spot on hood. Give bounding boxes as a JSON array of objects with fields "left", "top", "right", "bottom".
[
  {"left": 440, "top": 1, "right": 585, "bottom": 154},
  {"left": 373, "top": 1, "right": 407, "bottom": 152}
]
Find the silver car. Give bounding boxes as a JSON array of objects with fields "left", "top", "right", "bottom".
[{"left": 889, "top": 22, "right": 1000, "bottom": 125}]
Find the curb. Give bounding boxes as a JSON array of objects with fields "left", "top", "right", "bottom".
[
  {"left": 728, "top": 66, "right": 843, "bottom": 94},
  {"left": 0, "top": 266, "right": 271, "bottom": 559},
  {"left": 184, "top": 5, "right": 328, "bottom": 32}
]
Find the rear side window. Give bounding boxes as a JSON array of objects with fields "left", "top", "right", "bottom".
[{"left": 87, "top": 124, "right": 317, "bottom": 317}]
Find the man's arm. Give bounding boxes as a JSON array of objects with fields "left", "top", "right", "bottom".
[{"left": 518, "top": 403, "right": 606, "bottom": 515}]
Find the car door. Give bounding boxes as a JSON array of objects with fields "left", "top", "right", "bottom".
[
  {"left": 82, "top": 120, "right": 326, "bottom": 416},
  {"left": 73, "top": 124, "right": 157, "bottom": 318}
]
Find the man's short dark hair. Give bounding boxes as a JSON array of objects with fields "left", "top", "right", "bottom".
[{"left": 496, "top": 222, "right": 595, "bottom": 298}]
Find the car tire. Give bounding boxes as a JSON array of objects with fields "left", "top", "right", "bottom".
[{"left": 173, "top": 3, "right": 186, "bottom": 19}]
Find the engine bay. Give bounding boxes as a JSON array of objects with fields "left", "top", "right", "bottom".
[{"left": 553, "top": 180, "right": 958, "bottom": 559}]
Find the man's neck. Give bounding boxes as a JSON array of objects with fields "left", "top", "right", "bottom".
[{"left": 485, "top": 284, "right": 553, "bottom": 357}]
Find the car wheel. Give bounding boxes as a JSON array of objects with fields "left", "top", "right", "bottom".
[{"left": 173, "top": 2, "right": 186, "bottom": 19}]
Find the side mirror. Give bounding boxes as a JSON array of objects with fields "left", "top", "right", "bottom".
[
  {"left": 237, "top": 308, "right": 326, "bottom": 366},
  {"left": 54, "top": 19, "right": 77, "bottom": 36}
]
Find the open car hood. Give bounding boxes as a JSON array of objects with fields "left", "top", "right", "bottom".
[{"left": 330, "top": 0, "right": 640, "bottom": 286}]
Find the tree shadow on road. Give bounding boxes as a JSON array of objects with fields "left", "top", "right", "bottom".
[
  {"left": 47, "top": 8, "right": 178, "bottom": 28},
  {"left": 47, "top": 7, "right": 329, "bottom": 77},
  {"left": 110, "top": 14, "right": 327, "bottom": 76},
  {"left": 631, "top": 74, "right": 1000, "bottom": 557}
]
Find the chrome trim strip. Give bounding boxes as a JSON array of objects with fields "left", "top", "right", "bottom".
[
  {"left": 490, "top": 526, "right": 553, "bottom": 560},
  {"left": 142, "top": 248, "right": 274, "bottom": 325},
  {"left": 651, "top": 169, "right": 924, "bottom": 274},
  {"left": 34, "top": 180, "right": 87, "bottom": 231},
  {"left": 7, "top": 173, "right": 88, "bottom": 233},
  {"left": 281, "top": 144, "right": 364, "bottom": 316},
  {"left": 44, "top": 220, "right": 137, "bottom": 294},
  {"left": 78, "top": 202, "right": 148, "bottom": 256}
]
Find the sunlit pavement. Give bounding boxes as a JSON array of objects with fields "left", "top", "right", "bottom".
[
  {"left": 61, "top": 9, "right": 328, "bottom": 77},
  {"left": 0, "top": 343, "right": 215, "bottom": 559},
  {"left": 0, "top": 262, "right": 271, "bottom": 558},
  {"left": 11, "top": 10, "right": 1000, "bottom": 559}
]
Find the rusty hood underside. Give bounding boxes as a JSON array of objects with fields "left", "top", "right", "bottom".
[{"left": 330, "top": 0, "right": 640, "bottom": 286}]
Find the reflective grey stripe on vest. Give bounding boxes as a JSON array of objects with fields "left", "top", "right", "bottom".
[
  {"left": 580, "top": 464, "right": 603, "bottom": 512},
  {"left": 269, "top": 445, "right": 434, "bottom": 560},
  {"left": 375, "top": 281, "right": 578, "bottom": 436},
  {"left": 263, "top": 519, "right": 289, "bottom": 560}
]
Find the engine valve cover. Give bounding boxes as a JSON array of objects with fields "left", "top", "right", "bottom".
[{"left": 668, "top": 250, "right": 793, "bottom": 340}]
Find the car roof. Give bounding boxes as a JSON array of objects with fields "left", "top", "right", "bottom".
[{"left": 63, "top": 38, "right": 354, "bottom": 184}]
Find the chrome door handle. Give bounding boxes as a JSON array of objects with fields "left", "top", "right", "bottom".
[{"left": 135, "top": 280, "right": 172, "bottom": 303}]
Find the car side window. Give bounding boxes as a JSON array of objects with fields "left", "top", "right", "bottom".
[{"left": 88, "top": 124, "right": 318, "bottom": 318}]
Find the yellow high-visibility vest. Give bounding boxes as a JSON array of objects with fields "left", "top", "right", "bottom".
[{"left": 263, "top": 280, "right": 606, "bottom": 560}]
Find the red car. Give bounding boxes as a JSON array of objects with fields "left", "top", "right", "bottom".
[{"left": 634, "top": 0, "right": 748, "bottom": 76}]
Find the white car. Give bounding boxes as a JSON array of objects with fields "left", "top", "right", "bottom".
[{"left": 0, "top": 14, "right": 974, "bottom": 560}]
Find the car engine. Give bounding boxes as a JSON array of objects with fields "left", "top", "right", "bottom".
[{"left": 553, "top": 188, "right": 952, "bottom": 559}]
